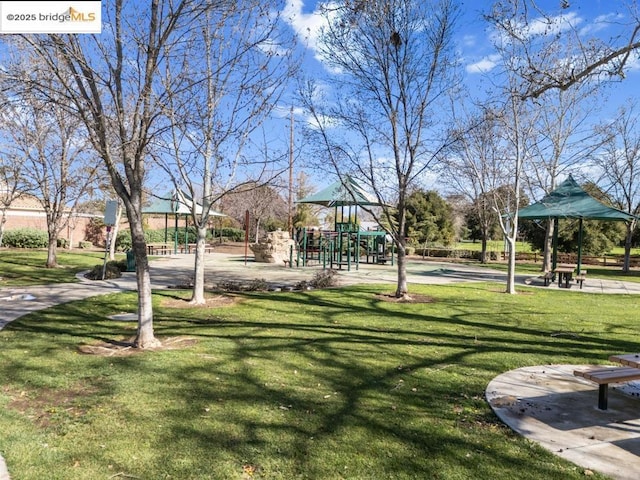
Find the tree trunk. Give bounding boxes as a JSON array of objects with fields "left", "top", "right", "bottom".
[
  {"left": 254, "top": 217, "right": 260, "bottom": 243},
  {"left": 130, "top": 219, "right": 160, "bottom": 348},
  {"left": 505, "top": 212, "right": 520, "bottom": 294},
  {"left": 395, "top": 240, "right": 409, "bottom": 298},
  {"left": 0, "top": 211, "right": 6, "bottom": 247},
  {"left": 505, "top": 235, "right": 517, "bottom": 293},
  {"left": 46, "top": 228, "right": 58, "bottom": 268},
  {"left": 190, "top": 224, "right": 208, "bottom": 305},
  {"left": 480, "top": 235, "right": 488, "bottom": 263}
]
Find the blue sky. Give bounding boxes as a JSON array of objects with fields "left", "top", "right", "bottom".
[{"left": 277, "top": 0, "right": 640, "bottom": 192}]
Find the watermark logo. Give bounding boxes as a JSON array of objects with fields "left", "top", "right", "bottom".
[
  {"left": 0, "top": 1, "right": 101, "bottom": 33},
  {"left": 69, "top": 6, "right": 96, "bottom": 23}
]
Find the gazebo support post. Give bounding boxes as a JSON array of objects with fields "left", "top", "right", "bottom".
[
  {"left": 164, "top": 214, "right": 168, "bottom": 243},
  {"left": 552, "top": 217, "right": 559, "bottom": 272},
  {"left": 577, "top": 218, "right": 583, "bottom": 274}
]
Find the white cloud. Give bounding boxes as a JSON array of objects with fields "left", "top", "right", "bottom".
[
  {"left": 491, "top": 11, "right": 583, "bottom": 46},
  {"left": 625, "top": 49, "right": 640, "bottom": 72},
  {"left": 466, "top": 54, "right": 500, "bottom": 74},
  {"left": 461, "top": 34, "right": 476, "bottom": 47},
  {"left": 282, "top": 0, "right": 326, "bottom": 56},
  {"left": 579, "top": 13, "right": 624, "bottom": 36},
  {"left": 282, "top": 0, "right": 346, "bottom": 73}
]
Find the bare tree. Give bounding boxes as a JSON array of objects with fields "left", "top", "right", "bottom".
[
  {"left": 157, "top": 0, "right": 297, "bottom": 304},
  {"left": 444, "top": 109, "right": 511, "bottom": 263},
  {"left": 14, "top": 1, "right": 213, "bottom": 348},
  {"left": 594, "top": 100, "right": 640, "bottom": 272},
  {"left": 300, "top": 0, "right": 460, "bottom": 299},
  {"left": 0, "top": 151, "right": 27, "bottom": 248},
  {"left": 224, "top": 183, "right": 287, "bottom": 242},
  {"left": 525, "top": 84, "right": 603, "bottom": 272},
  {"left": 4, "top": 82, "right": 98, "bottom": 267},
  {"left": 486, "top": 0, "right": 640, "bottom": 100}
]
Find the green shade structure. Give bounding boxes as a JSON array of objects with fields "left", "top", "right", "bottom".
[
  {"left": 296, "top": 176, "right": 388, "bottom": 271},
  {"left": 296, "top": 175, "right": 382, "bottom": 231},
  {"left": 143, "top": 189, "right": 225, "bottom": 252},
  {"left": 296, "top": 175, "right": 384, "bottom": 230},
  {"left": 517, "top": 175, "right": 636, "bottom": 274},
  {"left": 296, "top": 175, "right": 381, "bottom": 208}
]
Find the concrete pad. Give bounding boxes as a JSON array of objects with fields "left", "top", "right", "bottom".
[{"left": 487, "top": 365, "right": 640, "bottom": 480}]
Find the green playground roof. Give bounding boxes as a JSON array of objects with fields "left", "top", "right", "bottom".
[{"left": 297, "top": 175, "right": 382, "bottom": 207}]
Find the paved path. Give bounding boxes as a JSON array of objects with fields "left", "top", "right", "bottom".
[{"left": 1, "top": 253, "right": 640, "bottom": 480}]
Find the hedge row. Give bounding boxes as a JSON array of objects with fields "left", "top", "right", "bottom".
[{"left": 2, "top": 228, "right": 49, "bottom": 248}]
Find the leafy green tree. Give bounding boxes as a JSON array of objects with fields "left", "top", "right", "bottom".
[{"left": 404, "top": 190, "right": 455, "bottom": 246}]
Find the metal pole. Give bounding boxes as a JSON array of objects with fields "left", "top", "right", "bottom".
[
  {"left": 101, "top": 226, "right": 112, "bottom": 280},
  {"left": 577, "top": 217, "right": 583, "bottom": 274},
  {"left": 552, "top": 217, "right": 559, "bottom": 271}
]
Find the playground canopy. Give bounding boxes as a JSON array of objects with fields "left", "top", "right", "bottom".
[
  {"left": 296, "top": 175, "right": 384, "bottom": 230},
  {"left": 297, "top": 175, "right": 381, "bottom": 207},
  {"left": 517, "top": 175, "right": 636, "bottom": 273}
]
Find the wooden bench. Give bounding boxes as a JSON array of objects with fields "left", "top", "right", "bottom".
[
  {"left": 574, "top": 270, "right": 587, "bottom": 289},
  {"left": 573, "top": 366, "right": 640, "bottom": 410},
  {"left": 542, "top": 271, "right": 554, "bottom": 286}
]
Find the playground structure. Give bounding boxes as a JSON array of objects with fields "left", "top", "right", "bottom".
[
  {"left": 293, "top": 223, "right": 394, "bottom": 271},
  {"left": 292, "top": 175, "right": 394, "bottom": 271}
]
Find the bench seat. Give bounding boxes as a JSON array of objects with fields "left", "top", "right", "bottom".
[
  {"left": 574, "top": 366, "right": 640, "bottom": 410},
  {"left": 574, "top": 271, "right": 587, "bottom": 289},
  {"left": 542, "top": 271, "right": 554, "bottom": 286}
]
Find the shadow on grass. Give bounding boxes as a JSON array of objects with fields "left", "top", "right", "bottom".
[{"left": 1, "top": 284, "right": 631, "bottom": 478}]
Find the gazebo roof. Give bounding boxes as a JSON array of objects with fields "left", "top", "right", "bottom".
[
  {"left": 517, "top": 175, "right": 635, "bottom": 222},
  {"left": 296, "top": 175, "right": 382, "bottom": 207},
  {"left": 143, "top": 189, "right": 224, "bottom": 216}
]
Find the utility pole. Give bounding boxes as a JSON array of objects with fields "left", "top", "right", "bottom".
[{"left": 287, "top": 106, "right": 294, "bottom": 238}]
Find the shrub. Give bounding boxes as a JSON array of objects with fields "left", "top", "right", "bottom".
[
  {"left": 2, "top": 228, "right": 48, "bottom": 248},
  {"left": 309, "top": 269, "right": 338, "bottom": 289},
  {"left": 57, "top": 238, "right": 68, "bottom": 248},
  {"left": 79, "top": 241, "right": 93, "bottom": 249},
  {"left": 215, "top": 227, "right": 245, "bottom": 242},
  {"left": 115, "top": 230, "right": 132, "bottom": 251},
  {"left": 245, "top": 278, "right": 268, "bottom": 291},
  {"left": 85, "top": 260, "right": 127, "bottom": 280}
]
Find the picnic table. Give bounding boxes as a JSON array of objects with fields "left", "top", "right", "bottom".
[
  {"left": 147, "top": 242, "right": 174, "bottom": 255},
  {"left": 609, "top": 353, "right": 640, "bottom": 368},
  {"left": 553, "top": 263, "right": 576, "bottom": 288}
]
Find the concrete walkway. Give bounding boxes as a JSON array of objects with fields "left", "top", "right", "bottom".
[{"left": 1, "top": 253, "right": 640, "bottom": 480}]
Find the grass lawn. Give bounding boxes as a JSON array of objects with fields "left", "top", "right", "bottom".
[
  {"left": 0, "top": 282, "right": 632, "bottom": 479},
  {"left": 0, "top": 250, "right": 111, "bottom": 286}
]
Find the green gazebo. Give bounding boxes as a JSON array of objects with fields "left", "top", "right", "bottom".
[
  {"left": 517, "top": 175, "right": 636, "bottom": 274},
  {"left": 143, "top": 189, "right": 224, "bottom": 253}
]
